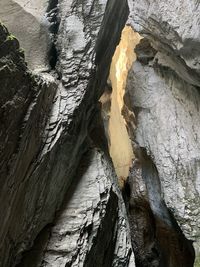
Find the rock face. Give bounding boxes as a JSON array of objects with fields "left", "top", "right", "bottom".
[
  {"left": 0, "top": 22, "right": 57, "bottom": 266},
  {"left": 18, "top": 147, "right": 134, "bottom": 267},
  {"left": 0, "top": 0, "right": 132, "bottom": 266},
  {"left": 1, "top": 0, "right": 200, "bottom": 266},
  {"left": 126, "top": 1, "right": 200, "bottom": 266},
  {"left": 0, "top": 0, "right": 51, "bottom": 70},
  {"left": 128, "top": 0, "right": 200, "bottom": 83}
]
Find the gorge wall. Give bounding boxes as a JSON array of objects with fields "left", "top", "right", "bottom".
[
  {"left": 0, "top": 0, "right": 200, "bottom": 266},
  {"left": 127, "top": 2, "right": 200, "bottom": 266}
]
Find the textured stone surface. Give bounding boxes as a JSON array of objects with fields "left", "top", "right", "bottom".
[
  {"left": 2, "top": 0, "right": 200, "bottom": 266},
  {"left": 0, "top": 0, "right": 130, "bottom": 266},
  {"left": 18, "top": 148, "right": 134, "bottom": 267},
  {"left": 126, "top": 1, "right": 200, "bottom": 262},
  {"left": 0, "top": 22, "right": 57, "bottom": 267},
  {"left": 0, "top": 0, "right": 50, "bottom": 70},
  {"left": 128, "top": 0, "right": 200, "bottom": 82},
  {"left": 128, "top": 57, "right": 200, "bottom": 237},
  {"left": 127, "top": 150, "right": 195, "bottom": 267}
]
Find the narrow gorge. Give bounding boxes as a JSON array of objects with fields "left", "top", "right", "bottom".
[{"left": 0, "top": 1, "right": 200, "bottom": 267}]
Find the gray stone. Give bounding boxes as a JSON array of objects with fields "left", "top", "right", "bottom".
[
  {"left": 127, "top": 39, "right": 200, "bottom": 265},
  {"left": 126, "top": 1, "right": 200, "bottom": 263},
  {"left": 0, "top": 0, "right": 51, "bottom": 70},
  {"left": 128, "top": 0, "right": 200, "bottom": 78},
  {"left": 0, "top": 0, "right": 130, "bottom": 266},
  {"left": 18, "top": 148, "right": 134, "bottom": 267},
  {"left": 2, "top": 0, "right": 200, "bottom": 266}
]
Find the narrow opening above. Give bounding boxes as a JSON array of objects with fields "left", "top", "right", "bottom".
[{"left": 100, "top": 25, "right": 142, "bottom": 188}]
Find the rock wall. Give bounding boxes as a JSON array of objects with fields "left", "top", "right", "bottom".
[
  {"left": 126, "top": 1, "right": 200, "bottom": 265},
  {"left": 1, "top": 0, "right": 200, "bottom": 266},
  {"left": 0, "top": 22, "right": 57, "bottom": 266},
  {"left": 0, "top": 0, "right": 132, "bottom": 266},
  {"left": 0, "top": 0, "right": 50, "bottom": 70},
  {"left": 18, "top": 145, "right": 134, "bottom": 267}
]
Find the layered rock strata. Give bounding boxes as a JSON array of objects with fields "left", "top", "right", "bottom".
[
  {"left": 1, "top": 0, "right": 200, "bottom": 266},
  {"left": 126, "top": 1, "right": 200, "bottom": 265},
  {"left": 18, "top": 145, "right": 134, "bottom": 267},
  {"left": 0, "top": 0, "right": 131, "bottom": 266}
]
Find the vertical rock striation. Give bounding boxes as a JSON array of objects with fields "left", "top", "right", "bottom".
[
  {"left": 0, "top": 22, "right": 57, "bottom": 266},
  {"left": 126, "top": 1, "right": 200, "bottom": 265},
  {"left": 0, "top": 0, "right": 133, "bottom": 266},
  {"left": 18, "top": 146, "right": 134, "bottom": 267},
  {"left": 1, "top": 0, "right": 200, "bottom": 266}
]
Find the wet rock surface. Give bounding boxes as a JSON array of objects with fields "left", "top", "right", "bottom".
[
  {"left": 18, "top": 147, "right": 134, "bottom": 267},
  {"left": 127, "top": 151, "right": 195, "bottom": 267},
  {"left": 0, "top": 0, "right": 51, "bottom": 70},
  {"left": 126, "top": 1, "right": 200, "bottom": 263},
  {"left": 1, "top": 0, "right": 200, "bottom": 266},
  {"left": 0, "top": 22, "right": 57, "bottom": 267},
  {"left": 0, "top": 0, "right": 131, "bottom": 266}
]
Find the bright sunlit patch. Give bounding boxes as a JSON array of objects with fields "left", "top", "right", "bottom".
[{"left": 107, "top": 26, "right": 141, "bottom": 187}]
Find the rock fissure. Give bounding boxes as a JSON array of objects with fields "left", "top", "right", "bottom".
[
  {"left": 127, "top": 147, "right": 195, "bottom": 267},
  {"left": 46, "top": 0, "right": 60, "bottom": 70},
  {"left": 0, "top": 1, "right": 133, "bottom": 266},
  {"left": 0, "top": 0, "right": 200, "bottom": 266},
  {"left": 126, "top": 23, "right": 200, "bottom": 264},
  {"left": 101, "top": 22, "right": 198, "bottom": 266}
]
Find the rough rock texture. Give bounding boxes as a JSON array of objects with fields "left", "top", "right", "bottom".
[
  {"left": 0, "top": 0, "right": 51, "bottom": 70},
  {"left": 0, "top": 0, "right": 132, "bottom": 266},
  {"left": 18, "top": 147, "right": 134, "bottom": 267},
  {"left": 128, "top": 0, "right": 200, "bottom": 86},
  {"left": 2, "top": 0, "right": 200, "bottom": 266},
  {"left": 0, "top": 22, "right": 57, "bottom": 266},
  {"left": 127, "top": 151, "right": 195, "bottom": 267},
  {"left": 126, "top": 1, "right": 200, "bottom": 264}
]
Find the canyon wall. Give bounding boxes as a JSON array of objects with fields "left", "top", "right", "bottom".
[
  {"left": 0, "top": 0, "right": 200, "bottom": 266},
  {"left": 0, "top": 0, "right": 134, "bottom": 266},
  {"left": 126, "top": 1, "right": 200, "bottom": 266}
]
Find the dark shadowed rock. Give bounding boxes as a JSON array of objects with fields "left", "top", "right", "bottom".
[
  {"left": 0, "top": 1, "right": 132, "bottom": 266},
  {"left": 126, "top": 2, "right": 200, "bottom": 262}
]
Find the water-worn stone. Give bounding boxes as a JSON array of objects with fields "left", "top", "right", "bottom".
[
  {"left": 18, "top": 148, "right": 134, "bottom": 267},
  {"left": 128, "top": 0, "right": 200, "bottom": 83},
  {"left": 126, "top": 1, "right": 200, "bottom": 262},
  {"left": 0, "top": 22, "right": 57, "bottom": 267},
  {"left": 1, "top": 0, "right": 200, "bottom": 266},
  {"left": 0, "top": 0, "right": 130, "bottom": 266},
  {"left": 0, "top": 0, "right": 51, "bottom": 70}
]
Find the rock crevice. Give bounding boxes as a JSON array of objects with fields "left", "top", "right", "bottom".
[{"left": 1, "top": 0, "right": 200, "bottom": 266}]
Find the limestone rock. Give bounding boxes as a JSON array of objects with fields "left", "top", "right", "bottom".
[
  {"left": 0, "top": 0, "right": 130, "bottom": 266},
  {"left": 0, "top": 0, "right": 51, "bottom": 70},
  {"left": 2, "top": 0, "right": 200, "bottom": 266},
  {"left": 18, "top": 148, "right": 134, "bottom": 267},
  {"left": 128, "top": 0, "right": 200, "bottom": 80},
  {"left": 0, "top": 22, "right": 57, "bottom": 267},
  {"left": 126, "top": 2, "right": 200, "bottom": 261}
]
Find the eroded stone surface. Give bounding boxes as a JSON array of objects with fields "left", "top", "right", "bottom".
[
  {"left": 2, "top": 0, "right": 200, "bottom": 266},
  {"left": 127, "top": 38, "right": 200, "bottom": 264},
  {"left": 128, "top": 0, "right": 200, "bottom": 79},
  {"left": 18, "top": 148, "right": 134, "bottom": 267},
  {"left": 0, "top": 0, "right": 130, "bottom": 266},
  {"left": 126, "top": 1, "right": 200, "bottom": 263},
  {"left": 0, "top": 0, "right": 51, "bottom": 70},
  {"left": 0, "top": 22, "right": 57, "bottom": 267}
]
